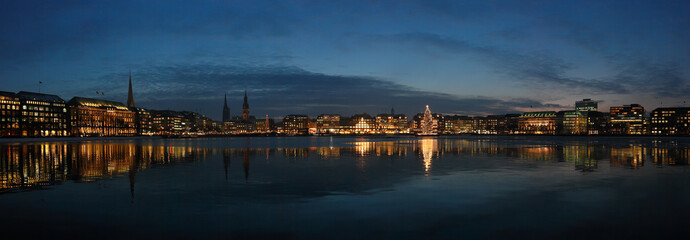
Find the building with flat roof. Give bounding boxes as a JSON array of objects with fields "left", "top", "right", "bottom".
[
  {"left": 68, "top": 97, "right": 136, "bottom": 137},
  {"left": 18, "top": 91, "right": 68, "bottom": 137},
  {"left": 517, "top": 111, "right": 558, "bottom": 135},
  {"left": 576, "top": 99, "right": 598, "bottom": 112},
  {"left": 650, "top": 107, "right": 690, "bottom": 135},
  {"left": 609, "top": 104, "right": 645, "bottom": 135},
  {"left": 0, "top": 91, "right": 21, "bottom": 137}
]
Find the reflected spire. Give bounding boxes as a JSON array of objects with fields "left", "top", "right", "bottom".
[
  {"left": 223, "top": 149, "right": 231, "bottom": 181},
  {"left": 242, "top": 149, "right": 250, "bottom": 183},
  {"left": 128, "top": 145, "right": 142, "bottom": 204}
]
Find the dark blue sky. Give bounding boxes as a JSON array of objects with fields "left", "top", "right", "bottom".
[{"left": 1, "top": 0, "right": 689, "bottom": 120}]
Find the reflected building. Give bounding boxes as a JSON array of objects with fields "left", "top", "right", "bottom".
[
  {"left": 0, "top": 142, "right": 209, "bottom": 192},
  {"left": 610, "top": 146, "right": 645, "bottom": 168},
  {"left": 562, "top": 145, "right": 599, "bottom": 172}
]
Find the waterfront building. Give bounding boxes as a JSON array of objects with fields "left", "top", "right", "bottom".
[
  {"left": 444, "top": 115, "right": 474, "bottom": 134},
  {"left": 68, "top": 97, "right": 136, "bottom": 137},
  {"left": 180, "top": 111, "right": 215, "bottom": 133},
  {"left": 0, "top": 91, "right": 21, "bottom": 137},
  {"left": 609, "top": 104, "right": 645, "bottom": 135},
  {"left": 585, "top": 111, "right": 608, "bottom": 135},
  {"left": 132, "top": 107, "right": 153, "bottom": 135},
  {"left": 375, "top": 113, "right": 407, "bottom": 134},
  {"left": 256, "top": 115, "right": 275, "bottom": 133},
  {"left": 282, "top": 115, "right": 309, "bottom": 135},
  {"left": 575, "top": 99, "right": 598, "bottom": 112},
  {"left": 650, "top": 107, "right": 690, "bottom": 135},
  {"left": 350, "top": 113, "right": 376, "bottom": 134},
  {"left": 316, "top": 114, "right": 341, "bottom": 134},
  {"left": 504, "top": 114, "right": 521, "bottom": 134},
  {"left": 517, "top": 111, "right": 558, "bottom": 135},
  {"left": 558, "top": 110, "right": 587, "bottom": 135},
  {"left": 151, "top": 110, "right": 183, "bottom": 135},
  {"left": 18, "top": 91, "right": 68, "bottom": 137}
]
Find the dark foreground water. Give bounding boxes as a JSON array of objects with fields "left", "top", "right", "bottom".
[{"left": 1, "top": 136, "right": 689, "bottom": 239}]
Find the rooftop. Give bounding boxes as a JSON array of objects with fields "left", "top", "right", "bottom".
[
  {"left": 68, "top": 97, "right": 129, "bottom": 111},
  {"left": 17, "top": 91, "right": 65, "bottom": 103}
]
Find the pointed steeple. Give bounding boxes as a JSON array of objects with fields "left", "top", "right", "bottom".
[
  {"left": 222, "top": 92, "right": 230, "bottom": 122},
  {"left": 391, "top": 107, "right": 395, "bottom": 115},
  {"left": 126, "top": 70, "right": 135, "bottom": 108},
  {"left": 242, "top": 89, "right": 250, "bottom": 120}
]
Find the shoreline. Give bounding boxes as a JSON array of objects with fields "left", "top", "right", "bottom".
[{"left": 0, "top": 134, "right": 687, "bottom": 143}]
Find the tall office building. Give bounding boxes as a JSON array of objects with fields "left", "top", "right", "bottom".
[{"left": 575, "top": 99, "right": 598, "bottom": 112}]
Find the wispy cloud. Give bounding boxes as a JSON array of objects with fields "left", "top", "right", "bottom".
[{"left": 68, "top": 64, "right": 566, "bottom": 120}]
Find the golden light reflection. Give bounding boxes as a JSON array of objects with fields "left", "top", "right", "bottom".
[
  {"left": 2, "top": 140, "right": 688, "bottom": 193},
  {"left": 0, "top": 142, "right": 208, "bottom": 192},
  {"left": 418, "top": 138, "right": 437, "bottom": 175}
]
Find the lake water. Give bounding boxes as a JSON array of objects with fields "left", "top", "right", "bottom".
[{"left": 1, "top": 136, "right": 689, "bottom": 239}]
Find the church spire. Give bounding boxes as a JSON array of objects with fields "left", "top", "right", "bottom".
[
  {"left": 222, "top": 92, "right": 230, "bottom": 122},
  {"left": 242, "top": 89, "right": 250, "bottom": 120},
  {"left": 127, "top": 70, "right": 135, "bottom": 108}
]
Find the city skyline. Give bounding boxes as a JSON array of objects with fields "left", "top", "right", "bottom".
[{"left": 1, "top": 1, "right": 689, "bottom": 120}]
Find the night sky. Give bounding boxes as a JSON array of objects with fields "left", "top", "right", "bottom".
[{"left": 1, "top": 0, "right": 689, "bottom": 120}]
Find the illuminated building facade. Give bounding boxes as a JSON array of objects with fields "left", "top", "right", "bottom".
[
  {"left": 18, "top": 91, "right": 68, "bottom": 137},
  {"left": 375, "top": 113, "right": 407, "bottom": 134},
  {"left": 517, "top": 111, "right": 557, "bottom": 135},
  {"left": 0, "top": 91, "right": 21, "bottom": 137},
  {"left": 444, "top": 115, "right": 474, "bottom": 134},
  {"left": 349, "top": 113, "right": 375, "bottom": 134},
  {"left": 575, "top": 98, "right": 598, "bottom": 112},
  {"left": 68, "top": 97, "right": 136, "bottom": 137},
  {"left": 650, "top": 107, "right": 690, "bottom": 135},
  {"left": 256, "top": 115, "right": 275, "bottom": 133},
  {"left": 316, "top": 114, "right": 340, "bottom": 134},
  {"left": 586, "top": 111, "right": 608, "bottom": 135},
  {"left": 558, "top": 110, "right": 587, "bottom": 135},
  {"left": 180, "top": 111, "right": 215, "bottom": 133},
  {"left": 151, "top": 110, "right": 183, "bottom": 135},
  {"left": 282, "top": 115, "right": 309, "bottom": 135},
  {"left": 609, "top": 104, "right": 645, "bottom": 135},
  {"left": 132, "top": 107, "right": 152, "bottom": 135}
]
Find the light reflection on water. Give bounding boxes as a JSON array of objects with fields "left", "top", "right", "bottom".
[{"left": 0, "top": 136, "right": 689, "bottom": 239}]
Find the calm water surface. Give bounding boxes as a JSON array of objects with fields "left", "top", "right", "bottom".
[{"left": 1, "top": 136, "right": 689, "bottom": 239}]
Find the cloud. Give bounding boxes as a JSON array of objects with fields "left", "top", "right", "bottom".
[
  {"left": 355, "top": 32, "right": 690, "bottom": 98},
  {"left": 357, "top": 32, "right": 629, "bottom": 94},
  {"left": 66, "top": 64, "right": 566, "bottom": 120}
]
